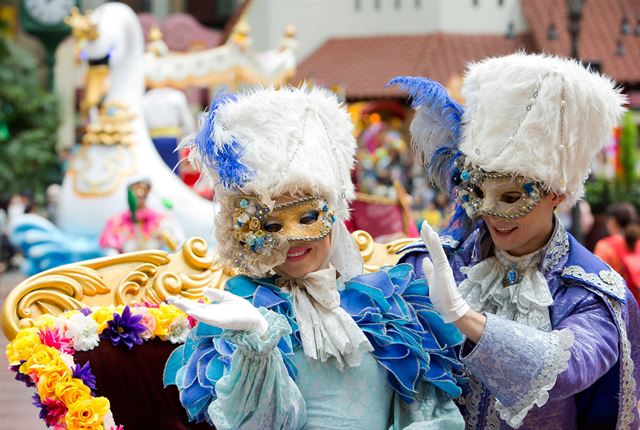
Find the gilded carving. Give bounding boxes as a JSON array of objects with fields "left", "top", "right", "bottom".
[{"left": 2, "top": 232, "right": 415, "bottom": 340}]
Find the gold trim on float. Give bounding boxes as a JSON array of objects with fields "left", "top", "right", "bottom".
[
  {"left": 352, "top": 230, "right": 415, "bottom": 273},
  {"left": 1, "top": 238, "right": 220, "bottom": 340},
  {"left": 1, "top": 232, "right": 415, "bottom": 340},
  {"left": 145, "top": 67, "right": 295, "bottom": 90}
]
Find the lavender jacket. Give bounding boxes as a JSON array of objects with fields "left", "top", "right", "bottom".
[{"left": 399, "top": 221, "right": 640, "bottom": 430}]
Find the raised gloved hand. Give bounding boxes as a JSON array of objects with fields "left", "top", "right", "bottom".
[
  {"left": 168, "top": 288, "right": 268, "bottom": 336},
  {"left": 421, "top": 222, "right": 470, "bottom": 323}
]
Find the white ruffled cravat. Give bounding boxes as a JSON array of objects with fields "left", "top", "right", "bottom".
[
  {"left": 277, "top": 266, "right": 373, "bottom": 370},
  {"left": 458, "top": 248, "right": 554, "bottom": 331}
]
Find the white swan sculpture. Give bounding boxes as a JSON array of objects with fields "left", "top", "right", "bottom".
[
  {"left": 11, "top": 3, "right": 299, "bottom": 274},
  {"left": 56, "top": 3, "right": 216, "bottom": 243}
]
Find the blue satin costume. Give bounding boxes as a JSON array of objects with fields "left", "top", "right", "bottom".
[{"left": 164, "top": 264, "right": 465, "bottom": 429}]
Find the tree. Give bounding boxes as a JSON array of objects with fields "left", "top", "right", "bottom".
[
  {"left": 618, "top": 110, "right": 638, "bottom": 191},
  {"left": 585, "top": 111, "right": 640, "bottom": 214},
  {"left": 0, "top": 24, "right": 61, "bottom": 205}
]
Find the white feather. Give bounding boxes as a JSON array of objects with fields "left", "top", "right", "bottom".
[
  {"left": 212, "top": 85, "right": 356, "bottom": 219},
  {"left": 459, "top": 52, "right": 627, "bottom": 208}
]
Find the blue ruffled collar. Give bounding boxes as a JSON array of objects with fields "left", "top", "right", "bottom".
[
  {"left": 229, "top": 264, "right": 464, "bottom": 403},
  {"left": 165, "top": 264, "right": 464, "bottom": 423}
]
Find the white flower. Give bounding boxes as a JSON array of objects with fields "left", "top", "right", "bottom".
[
  {"left": 102, "top": 410, "right": 115, "bottom": 429},
  {"left": 167, "top": 316, "right": 191, "bottom": 344},
  {"left": 59, "top": 351, "right": 76, "bottom": 370},
  {"left": 65, "top": 313, "right": 100, "bottom": 351}
]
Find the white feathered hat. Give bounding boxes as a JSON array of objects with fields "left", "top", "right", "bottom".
[
  {"left": 184, "top": 86, "right": 358, "bottom": 276},
  {"left": 459, "top": 52, "right": 626, "bottom": 207},
  {"left": 191, "top": 85, "right": 356, "bottom": 218}
]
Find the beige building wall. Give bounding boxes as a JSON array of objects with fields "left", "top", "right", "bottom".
[{"left": 246, "top": 0, "right": 528, "bottom": 61}]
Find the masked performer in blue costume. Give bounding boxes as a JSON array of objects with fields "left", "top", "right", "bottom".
[
  {"left": 391, "top": 53, "right": 640, "bottom": 430},
  {"left": 164, "top": 86, "right": 464, "bottom": 429}
]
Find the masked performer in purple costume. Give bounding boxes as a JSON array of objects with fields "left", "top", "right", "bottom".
[
  {"left": 390, "top": 53, "right": 640, "bottom": 429},
  {"left": 163, "top": 86, "right": 465, "bottom": 429}
]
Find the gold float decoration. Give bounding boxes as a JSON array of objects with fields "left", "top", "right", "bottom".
[
  {"left": 2, "top": 232, "right": 416, "bottom": 340},
  {"left": 82, "top": 102, "right": 137, "bottom": 146},
  {"left": 1, "top": 238, "right": 221, "bottom": 340},
  {"left": 352, "top": 230, "right": 415, "bottom": 273},
  {"left": 65, "top": 7, "right": 99, "bottom": 42}
]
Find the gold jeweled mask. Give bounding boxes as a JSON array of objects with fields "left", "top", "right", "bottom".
[
  {"left": 232, "top": 195, "right": 336, "bottom": 255},
  {"left": 453, "top": 158, "right": 543, "bottom": 219}
]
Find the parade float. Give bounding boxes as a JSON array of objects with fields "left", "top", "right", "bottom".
[
  {"left": 346, "top": 100, "right": 419, "bottom": 241},
  {"left": 10, "top": 3, "right": 298, "bottom": 274}
]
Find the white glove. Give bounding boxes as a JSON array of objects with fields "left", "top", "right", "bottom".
[
  {"left": 168, "top": 289, "right": 269, "bottom": 336},
  {"left": 421, "top": 222, "right": 470, "bottom": 323}
]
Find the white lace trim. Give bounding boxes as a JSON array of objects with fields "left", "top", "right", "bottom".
[
  {"left": 493, "top": 329, "right": 574, "bottom": 429},
  {"left": 459, "top": 252, "right": 554, "bottom": 331},
  {"left": 561, "top": 265, "right": 627, "bottom": 301},
  {"left": 461, "top": 373, "right": 501, "bottom": 430},
  {"left": 607, "top": 298, "right": 637, "bottom": 430},
  {"left": 462, "top": 373, "right": 483, "bottom": 429},
  {"left": 541, "top": 220, "right": 569, "bottom": 273}
]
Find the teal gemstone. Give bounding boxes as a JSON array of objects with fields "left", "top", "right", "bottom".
[
  {"left": 461, "top": 170, "right": 471, "bottom": 181},
  {"left": 523, "top": 182, "right": 534, "bottom": 194},
  {"left": 239, "top": 199, "right": 249, "bottom": 209}
]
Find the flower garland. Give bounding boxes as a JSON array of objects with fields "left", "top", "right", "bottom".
[{"left": 6, "top": 302, "right": 195, "bottom": 430}]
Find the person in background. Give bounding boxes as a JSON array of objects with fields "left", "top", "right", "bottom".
[
  {"left": 0, "top": 195, "right": 12, "bottom": 273},
  {"left": 45, "top": 183, "right": 61, "bottom": 225},
  {"left": 99, "top": 177, "right": 185, "bottom": 254},
  {"left": 594, "top": 202, "right": 640, "bottom": 302},
  {"left": 142, "top": 87, "right": 196, "bottom": 174}
]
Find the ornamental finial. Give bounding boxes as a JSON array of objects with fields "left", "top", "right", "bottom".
[{"left": 64, "top": 7, "right": 99, "bottom": 41}]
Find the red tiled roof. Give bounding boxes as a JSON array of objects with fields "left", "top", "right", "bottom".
[
  {"left": 522, "top": 0, "right": 640, "bottom": 85},
  {"left": 296, "top": 1, "right": 640, "bottom": 100},
  {"left": 295, "top": 33, "right": 533, "bottom": 100}
]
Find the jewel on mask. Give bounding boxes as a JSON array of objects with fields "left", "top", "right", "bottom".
[
  {"left": 237, "top": 213, "right": 250, "bottom": 225},
  {"left": 232, "top": 195, "right": 336, "bottom": 255},
  {"left": 523, "top": 182, "right": 534, "bottom": 194},
  {"left": 453, "top": 156, "right": 543, "bottom": 220}
]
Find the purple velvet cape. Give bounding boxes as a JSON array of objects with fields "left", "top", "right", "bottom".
[{"left": 399, "top": 221, "right": 640, "bottom": 430}]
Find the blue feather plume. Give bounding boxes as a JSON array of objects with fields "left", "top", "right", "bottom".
[
  {"left": 194, "top": 94, "right": 253, "bottom": 190},
  {"left": 388, "top": 76, "right": 476, "bottom": 242},
  {"left": 387, "top": 76, "right": 463, "bottom": 196}
]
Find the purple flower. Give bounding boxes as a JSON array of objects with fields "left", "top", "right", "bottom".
[
  {"left": 101, "top": 306, "right": 145, "bottom": 350},
  {"left": 80, "top": 307, "right": 92, "bottom": 316},
  {"left": 10, "top": 361, "right": 35, "bottom": 387},
  {"left": 32, "top": 393, "right": 47, "bottom": 421},
  {"left": 73, "top": 361, "right": 97, "bottom": 391}
]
